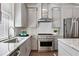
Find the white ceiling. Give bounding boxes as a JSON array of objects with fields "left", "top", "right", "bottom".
[
  {"left": 25, "top": 3, "right": 79, "bottom": 6},
  {"left": 24, "top": 3, "right": 79, "bottom": 8}
]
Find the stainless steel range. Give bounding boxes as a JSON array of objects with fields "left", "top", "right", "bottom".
[{"left": 38, "top": 34, "right": 54, "bottom": 51}]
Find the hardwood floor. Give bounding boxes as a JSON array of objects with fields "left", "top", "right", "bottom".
[{"left": 30, "top": 50, "right": 58, "bottom": 56}]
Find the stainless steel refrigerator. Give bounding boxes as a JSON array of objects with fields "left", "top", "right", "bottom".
[{"left": 63, "top": 17, "right": 79, "bottom": 38}]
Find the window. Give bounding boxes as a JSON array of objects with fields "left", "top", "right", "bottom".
[{"left": 0, "top": 3, "right": 14, "bottom": 41}]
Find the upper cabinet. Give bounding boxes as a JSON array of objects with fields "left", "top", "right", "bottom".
[
  {"left": 15, "top": 3, "right": 28, "bottom": 27},
  {"left": 73, "top": 7, "right": 79, "bottom": 18},
  {"left": 52, "top": 7, "right": 61, "bottom": 27},
  {"left": 61, "top": 7, "right": 73, "bottom": 18},
  {"left": 61, "top": 6, "right": 79, "bottom": 18},
  {"left": 1, "top": 3, "right": 12, "bottom": 14},
  {"left": 27, "top": 7, "right": 37, "bottom": 28}
]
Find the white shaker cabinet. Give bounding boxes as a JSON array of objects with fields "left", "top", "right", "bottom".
[
  {"left": 58, "top": 41, "right": 79, "bottom": 56},
  {"left": 15, "top": 3, "right": 28, "bottom": 27},
  {"left": 58, "top": 44, "right": 70, "bottom": 56},
  {"left": 61, "top": 7, "right": 73, "bottom": 18},
  {"left": 20, "top": 41, "right": 27, "bottom": 56},
  {"left": 61, "top": 7, "right": 79, "bottom": 18},
  {"left": 26, "top": 37, "right": 31, "bottom": 55},
  {"left": 54, "top": 39, "right": 58, "bottom": 50},
  {"left": 20, "top": 37, "right": 31, "bottom": 56},
  {"left": 52, "top": 7, "right": 61, "bottom": 27},
  {"left": 73, "top": 7, "right": 79, "bottom": 18},
  {"left": 27, "top": 7, "right": 37, "bottom": 27},
  {"left": 58, "top": 41, "right": 71, "bottom": 56}
]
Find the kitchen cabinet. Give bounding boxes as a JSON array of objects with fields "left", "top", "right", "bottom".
[
  {"left": 52, "top": 7, "right": 61, "bottom": 27},
  {"left": 31, "top": 36, "right": 37, "bottom": 50},
  {"left": 61, "top": 7, "right": 79, "bottom": 18},
  {"left": 15, "top": 3, "right": 28, "bottom": 27},
  {"left": 61, "top": 7, "right": 73, "bottom": 18},
  {"left": 58, "top": 41, "right": 71, "bottom": 56},
  {"left": 54, "top": 38, "right": 58, "bottom": 50},
  {"left": 58, "top": 44, "right": 70, "bottom": 56},
  {"left": 20, "top": 37, "right": 31, "bottom": 56},
  {"left": 73, "top": 7, "right": 79, "bottom": 18},
  {"left": 27, "top": 7, "right": 37, "bottom": 27},
  {"left": 26, "top": 37, "right": 31, "bottom": 55},
  {"left": 20, "top": 41, "right": 26, "bottom": 56},
  {"left": 58, "top": 41, "right": 79, "bottom": 56}
]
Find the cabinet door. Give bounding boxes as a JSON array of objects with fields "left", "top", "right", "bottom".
[
  {"left": 15, "top": 4, "right": 27, "bottom": 27},
  {"left": 21, "top": 4, "right": 28, "bottom": 27},
  {"left": 15, "top": 3, "right": 22, "bottom": 27},
  {"left": 60, "top": 41, "right": 79, "bottom": 56},
  {"left": 27, "top": 7, "right": 37, "bottom": 27},
  {"left": 26, "top": 38, "right": 31, "bottom": 56},
  {"left": 31, "top": 36, "right": 37, "bottom": 50},
  {"left": 61, "top": 7, "right": 72, "bottom": 18},
  {"left": 20, "top": 38, "right": 31, "bottom": 56},
  {"left": 54, "top": 39, "right": 58, "bottom": 50},
  {"left": 20, "top": 37, "right": 31, "bottom": 56},
  {"left": 58, "top": 41, "right": 71, "bottom": 56},
  {"left": 20, "top": 43, "right": 26, "bottom": 56},
  {"left": 73, "top": 7, "right": 79, "bottom": 18},
  {"left": 52, "top": 7, "right": 61, "bottom": 27},
  {"left": 28, "top": 38, "right": 31, "bottom": 53},
  {"left": 58, "top": 44, "right": 70, "bottom": 56}
]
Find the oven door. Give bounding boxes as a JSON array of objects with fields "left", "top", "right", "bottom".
[
  {"left": 40, "top": 41, "right": 52, "bottom": 47},
  {"left": 38, "top": 40, "right": 54, "bottom": 51}
]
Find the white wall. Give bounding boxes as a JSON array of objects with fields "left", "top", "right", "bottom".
[{"left": 38, "top": 22, "right": 52, "bottom": 33}]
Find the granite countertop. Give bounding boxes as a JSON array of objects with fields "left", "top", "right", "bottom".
[
  {"left": 58, "top": 38, "right": 79, "bottom": 52},
  {"left": 0, "top": 35, "right": 31, "bottom": 56}
]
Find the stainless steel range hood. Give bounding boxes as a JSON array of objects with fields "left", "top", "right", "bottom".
[
  {"left": 39, "top": 3, "right": 52, "bottom": 21},
  {"left": 39, "top": 18, "right": 52, "bottom": 21}
]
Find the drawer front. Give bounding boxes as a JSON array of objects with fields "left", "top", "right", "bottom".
[
  {"left": 58, "top": 44, "right": 70, "bottom": 56},
  {"left": 38, "top": 35, "right": 54, "bottom": 39},
  {"left": 59, "top": 41, "right": 79, "bottom": 56}
]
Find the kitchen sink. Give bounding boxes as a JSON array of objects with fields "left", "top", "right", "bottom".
[{"left": 3, "top": 38, "right": 19, "bottom": 43}]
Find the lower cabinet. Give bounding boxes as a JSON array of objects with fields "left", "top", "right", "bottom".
[
  {"left": 58, "top": 41, "right": 79, "bottom": 56},
  {"left": 20, "top": 41, "right": 27, "bottom": 56},
  {"left": 58, "top": 43, "right": 70, "bottom": 56},
  {"left": 54, "top": 38, "right": 58, "bottom": 50},
  {"left": 25, "top": 38, "right": 31, "bottom": 56},
  {"left": 20, "top": 38, "right": 31, "bottom": 56}
]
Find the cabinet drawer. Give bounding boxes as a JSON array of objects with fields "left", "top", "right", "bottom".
[
  {"left": 59, "top": 41, "right": 79, "bottom": 56},
  {"left": 38, "top": 35, "right": 54, "bottom": 39},
  {"left": 58, "top": 44, "right": 70, "bottom": 56}
]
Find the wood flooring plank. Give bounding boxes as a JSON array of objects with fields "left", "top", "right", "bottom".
[{"left": 30, "top": 50, "right": 58, "bottom": 56}]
